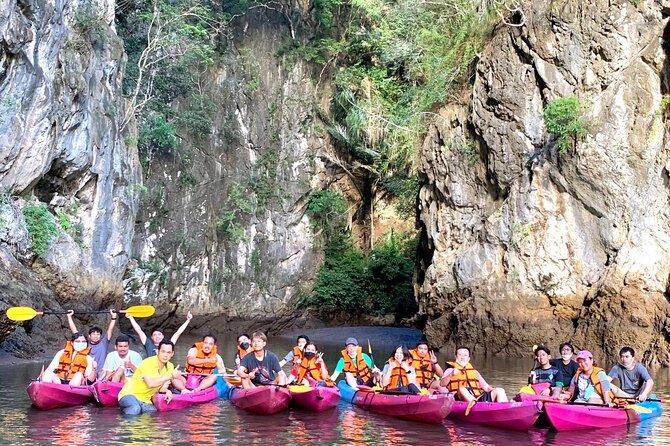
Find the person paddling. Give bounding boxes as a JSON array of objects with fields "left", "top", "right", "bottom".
[
  {"left": 528, "top": 345, "right": 564, "bottom": 397},
  {"left": 67, "top": 309, "right": 117, "bottom": 381},
  {"left": 237, "top": 332, "right": 287, "bottom": 389},
  {"left": 608, "top": 346, "right": 654, "bottom": 401},
  {"left": 118, "top": 340, "right": 191, "bottom": 415},
  {"left": 126, "top": 310, "right": 193, "bottom": 357},
  {"left": 184, "top": 334, "right": 225, "bottom": 392},
  {"left": 330, "top": 337, "right": 381, "bottom": 389},
  {"left": 42, "top": 332, "right": 95, "bottom": 386}
]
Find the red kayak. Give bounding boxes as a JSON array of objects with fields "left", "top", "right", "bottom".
[
  {"left": 544, "top": 400, "right": 662, "bottom": 431},
  {"left": 152, "top": 386, "right": 219, "bottom": 412},
  {"left": 447, "top": 400, "right": 540, "bottom": 430},
  {"left": 352, "top": 390, "right": 454, "bottom": 424},
  {"left": 229, "top": 385, "right": 291, "bottom": 415},
  {"left": 27, "top": 381, "right": 93, "bottom": 410},
  {"left": 290, "top": 385, "right": 340, "bottom": 412},
  {"left": 91, "top": 381, "right": 124, "bottom": 407}
]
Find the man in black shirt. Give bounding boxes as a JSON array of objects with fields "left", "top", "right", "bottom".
[
  {"left": 237, "top": 331, "right": 287, "bottom": 388},
  {"left": 549, "top": 342, "right": 579, "bottom": 386}
]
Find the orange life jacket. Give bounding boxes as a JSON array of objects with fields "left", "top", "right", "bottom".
[
  {"left": 384, "top": 358, "right": 410, "bottom": 390},
  {"left": 341, "top": 347, "right": 371, "bottom": 383},
  {"left": 572, "top": 366, "right": 615, "bottom": 401},
  {"left": 409, "top": 349, "right": 435, "bottom": 388},
  {"left": 56, "top": 341, "right": 91, "bottom": 380},
  {"left": 297, "top": 356, "right": 325, "bottom": 383},
  {"left": 185, "top": 342, "right": 218, "bottom": 375},
  {"left": 292, "top": 345, "right": 303, "bottom": 365},
  {"left": 446, "top": 361, "right": 482, "bottom": 397},
  {"left": 237, "top": 345, "right": 251, "bottom": 361}
]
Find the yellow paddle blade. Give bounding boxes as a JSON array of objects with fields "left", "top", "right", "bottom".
[
  {"left": 288, "top": 385, "right": 314, "bottom": 393},
  {"left": 518, "top": 385, "right": 535, "bottom": 394},
  {"left": 123, "top": 305, "right": 155, "bottom": 318},
  {"left": 626, "top": 404, "right": 652, "bottom": 414},
  {"left": 6, "top": 307, "right": 39, "bottom": 321},
  {"left": 225, "top": 376, "right": 242, "bottom": 386}
]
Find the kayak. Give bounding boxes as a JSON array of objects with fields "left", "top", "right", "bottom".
[
  {"left": 290, "top": 385, "right": 340, "bottom": 412},
  {"left": 352, "top": 389, "right": 454, "bottom": 424},
  {"left": 91, "top": 381, "right": 123, "bottom": 407},
  {"left": 229, "top": 385, "right": 291, "bottom": 415},
  {"left": 337, "top": 380, "right": 374, "bottom": 403},
  {"left": 447, "top": 400, "right": 541, "bottom": 431},
  {"left": 27, "top": 381, "right": 93, "bottom": 410},
  {"left": 152, "top": 386, "right": 219, "bottom": 412},
  {"left": 544, "top": 400, "right": 663, "bottom": 431}
]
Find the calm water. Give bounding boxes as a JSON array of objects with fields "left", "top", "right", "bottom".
[{"left": 2, "top": 327, "right": 670, "bottom": 445}]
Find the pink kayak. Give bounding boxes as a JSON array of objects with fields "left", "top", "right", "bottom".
[
  {"left": 27, "top": 381, "right": 93, "bottom": 410},
  {"left": 91, "top": 381, "right": 124, "bottom": 407},
  {"left": 230, "top": 385, "right": 291, "bottom": 415},
  {"left": 352, "top": 390, "right": 454, "bottom": 424},
  {"left": 152, "top": 386, "right": 219, "bottom": 412},
  {"left": 544, "top": 401, "right": 662, "bottom": 431},
  {"left": 290, "top": 385, "right": 340, "bottom": 412},
  {"left": 448, "top": 400, "right": 540, "bottom": 430}
]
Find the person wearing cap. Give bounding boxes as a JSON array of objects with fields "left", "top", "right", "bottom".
[
  {"left": 330, "top": 337, "right": 380, "bottom": 389},
  {"left": 67, "top": 309, "right": 117, "bottom": 381},
  {"left": 549, "top": 342, "right": 579, "bottom": 385},
  {"left": 126, "top": 310, "right": 193, "bottom": 357},
  {"left": 528, "top": 345, "right": 564, "bottom": 397},
  {"left": 41, "top": 332, "right": 95, "bottom": 385},
  {"left": 563, "top": 350, "right": 613, "bottom": 405},
  {"left": 440, "top": 346, "right": 508, "bottom": 408},
  {"left": 607, "top": 346, "right": 654, "bottom": 401}
]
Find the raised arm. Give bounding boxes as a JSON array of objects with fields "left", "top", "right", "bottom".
[
  {"left": 106, "top": 309, "right": 117, "bottom": 341},
  {"left": 170, "top": 311, "right": 193, "bottom": 344},
  {"left": 66, "top": 310, "right": 79, "bottom": 334},
  {"left": 126, "top": 314, "right": 147, "bottom": 345}
]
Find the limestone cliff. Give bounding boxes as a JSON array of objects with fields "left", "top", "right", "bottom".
[{"left": 419, "top": 0, "right": 670, "bottom": 365}]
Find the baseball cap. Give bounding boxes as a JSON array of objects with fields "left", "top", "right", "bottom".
[{"left": 345, "top": 337, "right": 358, "bottom": 346}]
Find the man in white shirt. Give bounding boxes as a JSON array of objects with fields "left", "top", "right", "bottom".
[{"left": 102, "top": 335, "right": 143, "bottom": 382}]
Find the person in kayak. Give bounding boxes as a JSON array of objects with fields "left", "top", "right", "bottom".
[
  {"left": 528, "top": 345, "right": 564, "bottom": 397},
  {"left": 66, "top": 309, "right": 117, "bottom": 381},
  {"left": 330, "top": 337, "right": 381, "bottom": 389},
  {"left": 237, "top": 331, "right": 287, "bottom": 388},
  {"left": 381, "top": 345, "right": 421, "bottom": 394},
  {"left": 408, "top": 341, "right": 443, "bottom": 389},
  {"left": 549, "top": 342, "right": 579, "bottom": 385},
  {"left": 607, "top": 346, "right": 654, "bottom": 401},
  {"left": 101, "top": 334, "right": 143, "bottom": 383},
  {"left": 126, "top": 310, "right": 192, "bottom": 357},
  {"left": 441, "top": 346, "right": 508, "bottom": 405},
  {"left": 42, "top": 332, "right": 95, "bottom": 385},
  {"left": 184, "top": 334, "right": 226, "bottom": 391},
  {"left": 279, "top": 334, "right": 309, "bottom": 384},
  {"left": 118, "top": 340, "right": 191, "bottom": 415},
  {"left": 235, "top": 333, "right": 252, "bottom": 368},
  {"left": 295, "top": 342, "right": 331, "bottom": 386},
  {"left": 562, "top": 350, "right": 614, "bottom": 405}
]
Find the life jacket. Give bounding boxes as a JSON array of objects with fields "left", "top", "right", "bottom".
[
  {"left": 384, "top": 358, "right": 410, "bottom": 390},
  {"left": 237, "top": 345, "right": 251, "bottom": 361},
  {"left": 572, "top": 366, "right": 615, "bottom": 401},
  {"left": 409, "top": 349, "right": 435, "bottom": 388},
  {"left": 341, "top": 347, "right": 371, "bottom": 383},
  {"left": 185, "top": 342, "right": 218, "bottom": 375},
  {"left": 297, "top": 356, "right": 325, "bottom": 383},
  {"left": 55, "top": 341, "right": 91, "bottom": 380},
  {"left": 292, "top": 345, "right": 303, "bottom": 365},
  {"left": 446, "top": 361, "right": 482, "bottom": 397}
]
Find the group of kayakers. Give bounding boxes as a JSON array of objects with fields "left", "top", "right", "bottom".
[{"left": 38, "top": 309, "right": 656, "bottom": 417}]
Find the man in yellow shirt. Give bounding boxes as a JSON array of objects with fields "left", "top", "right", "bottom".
[{"left": 118, "top": 340, "right": 191, "bottom": 415}]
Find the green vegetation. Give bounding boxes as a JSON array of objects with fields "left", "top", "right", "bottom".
[
  {"left": 543, "top": 96, "right": 589, "bottom": 153},
  {"left": 216, "top": 183, "right": 254, "bottom": 243},
  {"left": 23, "top": 201, "right": 58, "bottom": 256},
  {"left": 73, "top": 0, "right": 106, "bottom": 41}
]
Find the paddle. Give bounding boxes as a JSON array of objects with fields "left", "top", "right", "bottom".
[
  {"left": 619, "top": 397, "right": 670, "bottom": 404},
  {"left": 562, "top": 400, "right": 652, "bottom": 414},
  {"left": 6, "top": 305, "right": 155, "bottom": 321},
  {"left": 288, "top": 385, "right": 314, "bottom": 393},
  {"left": 367, "top": 339, "right": 377, "bottom": 369}
]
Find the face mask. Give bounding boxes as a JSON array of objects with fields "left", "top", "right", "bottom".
[
  {"left": 240, "top": 342, "right": 250, "bottom": 350},
  {"left": 620, "top": 361, "right": 635, "bottom": 370},
  {"left": 304, "top": 352, "right": 316, "bottom": 359},
  {"left": 73, "top": 341, "right": 87, "bottom": 352},
  {"left": 562, "top": 354, "right": 572, "bottom": 361}
]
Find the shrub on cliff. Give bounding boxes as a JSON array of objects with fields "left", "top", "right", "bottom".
[
  {"left": 22, "top": 201, "right": 58, "bottom": 256},
  {"left": 543, "top": 96, "right": 590, "bottom": 153}
]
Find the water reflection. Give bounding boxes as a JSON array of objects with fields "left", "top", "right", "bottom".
[{"left": 2, "top": 328, "right": 670, "bottom": 445}]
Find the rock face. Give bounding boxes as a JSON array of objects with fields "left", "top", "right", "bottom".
[
  {"left": 0, "top": 0, "right": 139, "bottom": 349},
  {"left": 418, "top": 0, "right": 670, "bottom": 364}
]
